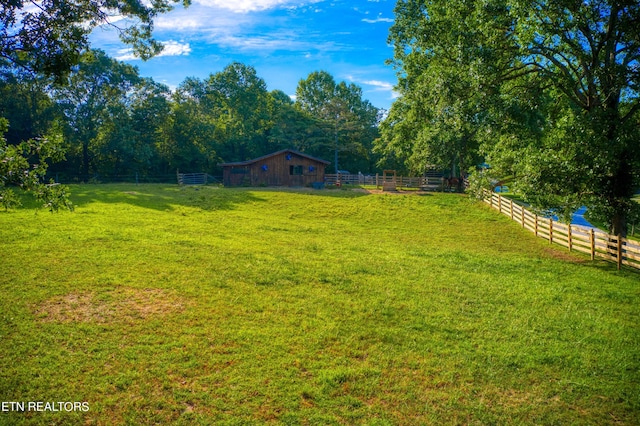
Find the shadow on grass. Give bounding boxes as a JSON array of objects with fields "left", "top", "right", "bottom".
[
  {"left": 10, "top": 184, "right": 430, "bottom": 214},
  {"left": 68, "top": 184, "right": 268, "bottom": 212}
]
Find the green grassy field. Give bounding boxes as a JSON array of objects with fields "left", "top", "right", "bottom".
[{"left": 1, "top": 184, "right": 638, "bottom": 425}]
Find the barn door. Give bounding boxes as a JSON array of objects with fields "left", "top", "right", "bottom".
[{"left": 289, "top": 165, "right": 304, "bottom": 186}]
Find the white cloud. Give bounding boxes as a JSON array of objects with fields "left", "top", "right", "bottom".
[
  {"left": 115, "top": 49, "right": 138, "bottom": 61},
  {"left": 154, "top": 4, "right": 252, "bottom": 31},
  {"left": 149, "top": 3, "right": 344, "bottom": 56},
  {"left": 216, "top": 32, "right": 343, "bottom": 54},
  {"left": 193, "top": 0, "right": 321, "bottom": 13},
  {"left": 366, "top": 81, "right": 399, "bottom": 99},
  {"left": 362, "top": 17, "right": 394, "bottom": 23},
  {"left": 361, "top": 79, "right": 395, "bottom": 92},
  {"left": 115, "top": 40, "right": 191, "bottom": 61},
  {"left": 158, "top": 40, "right": 192, "bottom": 56},
  {"left": 155, "top": 16, "right": 204, "bottom": 30},
  {"left": 346, "top": 75, "right": 399, "bottom": 100}
]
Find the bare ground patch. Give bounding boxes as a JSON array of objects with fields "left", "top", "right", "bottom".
[
  {"left": 542, "top": 246, "right": 589, "bottom": 264},
  {"left": 34, "top": 288, "right": 189, "bottom": 323},
  {"left": 350, "top": 188, "right": 436, "bottom": 195}
]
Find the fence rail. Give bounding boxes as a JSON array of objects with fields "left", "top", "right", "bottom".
[
  {"left": 324, "top": 174, "right": 447, "bottom": 190},
  {"left": 483, "top": 189, "right": 640, "bottom": 271}
]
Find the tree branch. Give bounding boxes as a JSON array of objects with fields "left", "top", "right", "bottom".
[
  {"left": 529, "top": 46, "right": 590, "bottom": 108},
  {"left": 621, "top": 101, "right": 640, "bottom": 124}
]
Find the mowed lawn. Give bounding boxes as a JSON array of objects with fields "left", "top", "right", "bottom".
[{"left": 1, "top": 184, "right": 638, "bottom": 425}]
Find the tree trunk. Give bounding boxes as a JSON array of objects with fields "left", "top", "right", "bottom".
[
  {"left": 608, "top": 159, "right": 634, "bottom": 237},
  {"left": 602, "top": 88, "right": 631, "bottom": 237},
  {"left": 82, "top": 140, "right": 90, "bottom": 182},
  {"left": 610, "top": 211, "right": 626, "bottom": 238}
]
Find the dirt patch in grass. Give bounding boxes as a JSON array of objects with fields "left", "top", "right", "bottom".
[
  {"left": 542, "top": 246, "right": 589, "bottom": 264},
  {"left": 353, "top": 188, "right": 435, "bottom": 195},
  {"left": 34, "top": 288, "right": 189, "bottom": 323}
]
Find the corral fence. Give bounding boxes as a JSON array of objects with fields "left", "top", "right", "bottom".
[
  {"left": 482, "top": 189, "right": 640, "bottom": 271},
  {"left": 324, "top": 173, "right": 450, "bottom": 191},
  {"left": 177, "top": 172, "right": 205, "bottom": 185},
  {"left": 177, "top": 172, "right": 220, "bottom": 185}
]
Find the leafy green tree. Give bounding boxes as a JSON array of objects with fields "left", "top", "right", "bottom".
[
  {"left": 163, "top": 77, "right": 219, "bottom": 172},
  {"left": 129, "top": 79, "right": 172, "bottom": 176},
  {"left": 93, "top": 78, "right": 171, "bottom": 177},
  {"left": 0, "top": 0, "right": 189, "bottom": 81},
  {"left": 0, "top": 66, "right": 73, "bottom": 210},
  {"left": 0, "top": 67, "right": 59, "bottom": 146},
  {"left": 207, "top": 62, "right": 271, "bottom": 161},
  {"left": 295, "top": 71, "right": 380, "bottom": 173},
  {"left": 385, "top": 0, "right": 640, "bottom": 235},
  {"left": 377, "top": 56, "right": 485, "bottom": 181},
  {"left": 1, "top": 0, "right": 184, "bottom": 207},
  {"left": 295, "top": 71, "right": 338, "bottom": 117},
  {"left": 266, "top": 89, "right": 325, "bottom": 154},
  {"left": 53, "top": 50, "right": 141, "bottom": 181},
  {"left": 265, "top": 90, "right": 310, "bottom": 152},
  {"left": 0, "top": 117, "right": 72, "bottom": 211}
]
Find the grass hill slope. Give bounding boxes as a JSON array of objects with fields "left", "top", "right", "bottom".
[{"left": 1, "top": 185, "right": 638, "bottom": 424}]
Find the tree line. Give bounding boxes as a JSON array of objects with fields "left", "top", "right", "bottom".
[
  {"left": 1, "top": 51, "right": 381, "bottom": 184},
  {"left": 1, "top": 0, "right": 381, "bottom": 212}
]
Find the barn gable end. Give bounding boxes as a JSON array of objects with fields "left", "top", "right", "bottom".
[{"left": 219, "top": 149, "right": 330, "bottom": 187}]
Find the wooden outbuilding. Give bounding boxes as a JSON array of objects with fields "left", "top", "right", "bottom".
[{"left": 219, "top": 149, "right": 330, "bottom": 187}]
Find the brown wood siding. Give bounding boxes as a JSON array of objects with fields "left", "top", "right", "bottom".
[
  {"left": 223, "top": 166, "right": 251, "bottom": 187},
  {"left": 248, "top": 152, "right": 325, "bottom": 186},
  {"left": 222, "top": 151, "right": 327, "bottom": 187}
]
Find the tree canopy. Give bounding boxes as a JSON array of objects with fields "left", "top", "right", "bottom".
[
  {"left": 0, "top": 52, "right": 383, "bottom": 204},
  {"left": 0, "top": 0, "right": 188, "bottom": 210},
  {"left": 296, "top": 71, "right": 381, "bottom": 173},
  {"left": 0, "top": 0, "right": 189, "bottom": 80},
  {"left": 381, "top": 0, "right": 640, "bottom": 235}
]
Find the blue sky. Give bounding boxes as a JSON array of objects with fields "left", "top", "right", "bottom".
[{"left": 90, "top": 0, "right": 398, "bottom": 110}]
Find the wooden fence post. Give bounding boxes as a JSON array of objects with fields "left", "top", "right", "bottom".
[
  {"left": 617, "top": 235, "right": 623, "bottom": 270},
  {"left": 521, "top": 208, "right": 525, "bottom": 228},
  {"left": 549, "top": 219, "right": 553, "bottom": 244},
  {"left": 589, "top": 229, "right": 595, "bottom": 260},
  {"left": 510, "top": 199, "right": 514, "bottom": 220},
  {"left": 534, "top": 214, "right": 539, "bottom": 237},
  {"left": 568, "top": 225, "right": 572, "bottom": 251}
]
